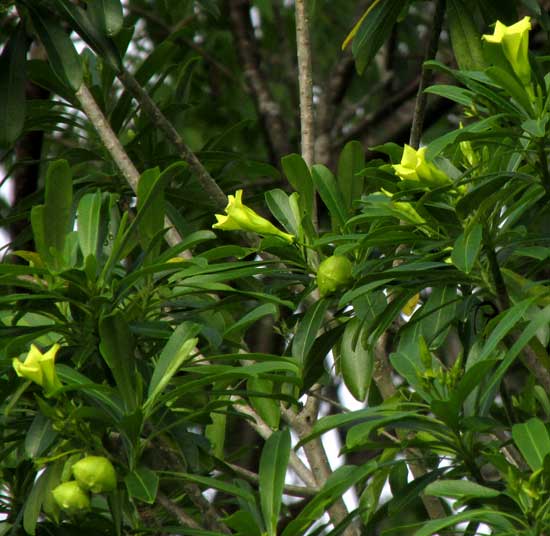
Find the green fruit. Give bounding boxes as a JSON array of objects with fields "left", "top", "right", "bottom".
[
  {"left": 72, "top": 456, "right": 116, "bottom": 493},
  {"left": 317, "top": 255, "right": 353, "bottom": 297},
  {"left": 51, "top": 481, "right": 90, "bottom": 513}
]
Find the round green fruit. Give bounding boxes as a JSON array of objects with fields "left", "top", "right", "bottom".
[
  {"left": 317, "top": 255, "right": 353, "bottom": 297},
  {"left": 72, "top": 455, "right": 117, "bottom": 493},
  {"left": 51, "top": 481, "right": 90, "bottom": 513}
]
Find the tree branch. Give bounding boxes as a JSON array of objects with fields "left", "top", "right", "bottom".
[
  {"left": 227, "top": 0, "right": 291, "bottom": 163},
  {"left": 157, "top": 491, "right": 202, "bottom": 529},
  {"left": 282, "top": 405, "right": 358, "bottom": 536},
  {"left": 117, "top": 69, "right": 228, "bottom": 210},
  {"left": 226, "top": 462, "right": 319, "bottom": 497},
  {"left": 295, "top": 0, "right": 315, "bottom": 167},
  {"left": 74, "top": 83, "right": 191, "bottom": 257},
  {"left": 236, "top": 401, "right": 317, "bottom": 488},
  {"left": 408, "top": 0, "right": 446, "bottom": 149}
]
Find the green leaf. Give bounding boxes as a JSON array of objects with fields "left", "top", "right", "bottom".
[
  {"left": 446, "top": 0, "right": 485, "bottom": 71},
  {"left": 162, "top": 471, "right": 255, "bottom": 503},
  {"left": 349, "top": 0, "right": 406, "bottom": 74},
  {"left": 77, "top": 190, "right": 104, "bottom": 260},
  {"left": 99, "top": 311, "right": 138, "bottom": 413},
  {"left": 311, "top": 165, "right": 348, "bottom": 230},
  {"left": 512, "top": 418, "right": 550, "bottom": 471},
  {"left": 425, "top": 479, "right": 500, "bottom": 499},
  {"left": 124, "top": 467, "right": 159, "bottom": 504},
  {"left": 147, "top": 322, "right": 200, "bottom": 406},
  {"left": 51, "top": 0, "right": 122, "bottom": 71},
  {"left": 292, "top": 299, "right": 329, "bottom": 366},
  {"left": 224, "top": 303, "right": 278, "bottom": 339},
  {"left": 340, "top": 317, "right": 373, "bottom": 401},
  {"left": 281, "top": 463, "right": 377, "bottom": 536},
  {"left": 137, "top": 167, "right": 164, "bottom": 259},
  {"left": 281, "top": 153, "right": 314, "bottom": 217},
  {"left": 0, "top": 25, "right": 26, "bottom": 146},
  {"left": 414, "top": 286, "right": 459, "bottom": 348},
  {"left": 31, "top": 160, "right": 73, "bottom": 268},
  {"left": 259, "top": 429, "right": 291, "bottom": 536},
  {"left": 23, "top": 2, "right": 83, "bottom": 90},
  {"left": 337, "top": 141, "right": 365, "bottom": 212},
  {"left": 88, "top": 0, "right": 124, "bottom": 36},
  {"left": 247, "top": 377, "right": 281, "bottom": 430},
  {"left": 24, "top": 413, "right": 57, "bottom": 459},
  {"left": 451, "top": 223, "right": 483, "bottom": 274},
  {"left": 23, "top": 464, "right": 63, "bottom": 535},
  {"left": 424, "top": 84, "right": 475, "bottom": 106},
  {"left": 414, "top": 509, "right": 515, "bottom": 536},
  {"left": 486, "top": 66, "right": 534, "bottom": 117},
  {"left": 265, "top": 189, "right": 301, "bottom": 238}
]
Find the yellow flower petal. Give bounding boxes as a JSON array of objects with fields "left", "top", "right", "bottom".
[{"left": 212, "top": 189, "right": 294, "bottom": 243}]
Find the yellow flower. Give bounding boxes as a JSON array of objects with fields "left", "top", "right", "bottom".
[
  {"left": 482, "top": 17, "right": 531, "bottom": 85},
  {"left": 12, "top": 343, "right": 62, "bottom": 396},
  {"left": 213, "top": 190, "right": 294, "bottom": 243},
  {"left": 392, "top": 145, "right": 450, "bottom": 187}
]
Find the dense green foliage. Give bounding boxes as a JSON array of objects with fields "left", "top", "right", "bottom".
[{"left": 2, "top": 1, "right": 550, "bottom": 535}]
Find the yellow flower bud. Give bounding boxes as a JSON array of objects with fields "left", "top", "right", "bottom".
[
  {"left": 72, "top": 456, "right": 117, "bottom": 493},
  {"left": 12, "top": 344, "right": 62, "bottom": 396},
  {"left": 392, "top": 145, "right": 450, "bottom": 187},
  {"left": 317, "top": 255, "right": 353, "bottom": 297},
  {"left": 482, "top": 17, "right": 531, "bottom": 86},
  {"left": 213, "top": 190, "right": 294, "bottom": 243},
  {"left": 51, "top": 481, "right": 90, "bottom": 513}
]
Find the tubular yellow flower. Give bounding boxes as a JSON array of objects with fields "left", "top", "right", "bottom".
[
  {"left": 12, "top": 343, "right": 62, "bottom": 396},
  {"left": 482, "top": 17, "right": 531, "bottom": 85},
  {"left": 213, "top": 190, "right": 294, "bottom": 243},
  {"left": 392, "top": 145, "right": 450, "bottom": 187}
]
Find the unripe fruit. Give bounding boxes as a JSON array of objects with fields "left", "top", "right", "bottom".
[
  {"left": 72, "top": 456, "right": 116, "bottom": 493},
  {"left": 51, "top": 481, "right": 90, "bottom": 513},
  {"left": 317, "top": 255, "right": 353, "bottom": 297}
]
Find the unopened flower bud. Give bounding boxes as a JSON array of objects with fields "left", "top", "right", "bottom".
[
  {"left": 51, "top": 481, "right": 90, "bottom": 513},
  {"left": 317, "top": 255, "right": 353, "bottom": 297},
  {"left": 72, "top": 456, "right": 116, "bottom": 493}
]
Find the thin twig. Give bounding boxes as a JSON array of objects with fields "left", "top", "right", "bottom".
[
  {"left": 282, "top": 405, "right": 358, "bottom": 536},
  {"left": 117, "top": 69, "right": 228, "bottom": 210},
  {"left": 74, "top": 84, "right": 190, "bottom": 257},
  {"left": 408, "top": 0, "right": 446, "bottom": 149},
  {"left": 226, "top": 462, "right": 319, "bottom": 497},
  {"left": 236, "top": 401, "right": 317, "bottom": 488},
  {"left": 157, "top": 491, "right": 202, "bottom": 529},
  {"left": 228, "top": 0, "right": 291, "bottom": 163}
]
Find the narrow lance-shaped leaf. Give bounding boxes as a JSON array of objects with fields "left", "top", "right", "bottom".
[
  {"left": 311, "top": 165, "right": 348, "bottom": 230},
  {"left": 292, "top": 299, "right": 329, "bottom": 367},
  {"left": 451, "top": 223, "right": 483, "bottom": 274},
  {"left": 99, "top": 311, "right": 138, "bottom": 413},
  {"left": 347, "top": 0, "right": 406, "bottom": 74},
  {"left": 23, "top": 2, "right": 83, "bottom": 90},
  {"left": 88, "top": 0, "right": 124, "bottom": 37},
  {"left": 281, "top": 153, "right": 314, "bottom": 218},
  {"left": 0, "top": 24, "right": 27, "bottom": 146},
  {"left": 259, "top": 429, "right": 291, "bottom": 536},
  {"left": 146, "top": 321, "right": 200, "bottom": 406},
  {"left": 340, "top": 317, "right": 373, "bottom": 402},
  {"left": 447, "top": 0, "right": 485, "bottom": 70}
]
